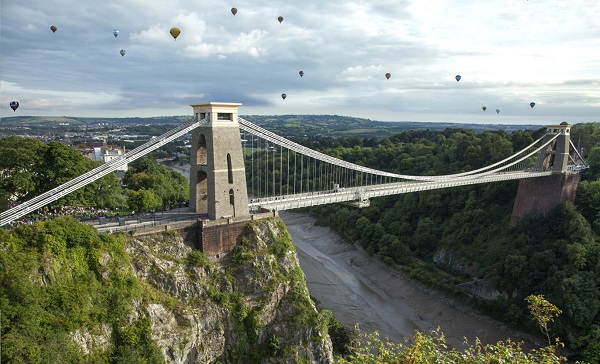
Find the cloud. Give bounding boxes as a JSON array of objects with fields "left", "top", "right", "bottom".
[{"left": 0, "top": 0, "right": 598, "bottom": 123}]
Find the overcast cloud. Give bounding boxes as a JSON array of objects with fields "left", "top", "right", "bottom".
[{"left": 1, "top": 0, "right": 599, "bottom": 124}]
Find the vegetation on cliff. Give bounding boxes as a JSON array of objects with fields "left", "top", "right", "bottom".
[{"left": 0, "top": 216, "right": 332, "bottom": 363}]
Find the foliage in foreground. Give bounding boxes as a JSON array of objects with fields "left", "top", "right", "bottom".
[
  {"left": 336, "top": 295, "right": 570, "bottom": 364},
  {"left": 336, "top": 328, "right": 565, "bottom": 364}
]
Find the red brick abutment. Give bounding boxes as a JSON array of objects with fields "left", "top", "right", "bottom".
[
  {"left": 120, "top": 211, "right": 278, "bottom": 255},
  {"left": 510, "top": 172, "right": 582, "bottom": 225}
]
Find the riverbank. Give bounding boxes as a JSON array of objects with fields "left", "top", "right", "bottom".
[{"left": 280, "top": 210, "right": 542, "bottom": 350}]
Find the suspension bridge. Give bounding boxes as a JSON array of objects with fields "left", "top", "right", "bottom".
[{"left": 0, "top": 102, "right": 588, "bottom": 228}]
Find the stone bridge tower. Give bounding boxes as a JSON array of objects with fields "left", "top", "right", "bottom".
[
  {"left": 510, "top": 124, "right": 581, "bottom": 225},
  {"left": 189, "top": 102, "right": 249, "bottom": 220}
]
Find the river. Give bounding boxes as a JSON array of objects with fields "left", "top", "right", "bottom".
[{"left": 280, "top": 210, "right": 540, "bottom": 350}]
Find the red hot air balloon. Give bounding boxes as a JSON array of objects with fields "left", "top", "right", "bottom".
[
  {"left": 278, "top": 16, "right": 284, "bottom": 23},
  {"left": 50, "top": 25, "right": 57, "bottom": 33},
  {"left": 385, "top": 72, "right": 391, "bottom": 80},
  {"left": 231, "top": 8, "right": 237, "bottom": 16},
  {"left": 10, "top": 101, "right": 19, "bottom": 112}
]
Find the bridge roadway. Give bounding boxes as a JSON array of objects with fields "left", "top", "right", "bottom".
[
  {"left": 249, "top": 170, "right": 555, "bottom": 211},
  {"left": 87, "top": 170, "right": 556, "bottom": 233},
  {"left": 89, "top": 207, "right": 204, "bottom": 234}
]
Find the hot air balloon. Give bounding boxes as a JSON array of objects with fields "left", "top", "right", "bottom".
[
  {"left": 113, "top": 29, "right": 119, "bottom": 38},
  {"left": 281, "top": 93, "right": 287, "bottom": 100},
  {"left": 496, "top": 108, "right": 501, "bottom": 114},
  {"left": 482, "top": 106, "right": 487, "bottom": 111},
  {"left": 385, "top": 72, "right": 391, "bottom": 80},
  {"left": 455, "top": 75, "right": 461, "bottom": 82},
  {"left": 231, "top": 7, "right": 237, "bottom": 16},
  {"left": 530, "top": 102, "right": 536, "bottom": 108},
  {"left": 278, "top": 16, "right": 284, "bottom": 23},
  {"left": 10, "top": 101, "right": 19, "bottom": 112},
  {"left": 50, "top": 25, "right": 57, "bottom": 33},
  {"left": 170, "top": 27, "right": 181, "bottom": 40},
  {"left": 299, "top": 71, "right": 304, "bottom": 77},
  {"left": 120, "top": 49, "right": 126, "bottom": 57}
]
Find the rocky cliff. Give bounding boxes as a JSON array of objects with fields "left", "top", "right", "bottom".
[{"left": 109, "top": 218, "right": 334, "bottom": 363}]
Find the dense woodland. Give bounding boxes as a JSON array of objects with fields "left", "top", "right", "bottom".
[
  {"left": 0, "top": 136, "right": 189, "bottom": 215},
  {"left": 298, "top": 122, "right": 600, "bottom": 362}
]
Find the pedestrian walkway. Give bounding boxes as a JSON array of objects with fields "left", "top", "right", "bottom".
[{"left": 87, "top": 207, "right": 206, "bottom": 234}]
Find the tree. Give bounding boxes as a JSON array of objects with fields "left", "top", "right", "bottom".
[
  {"left": 127, "top": 189, "right": 162, "bottom": 212},
  {"left": 0, "top": 136, "right": 47, "bottom": 207},
  {"left": 123, "top": 158, "right": 189, "bottom": 204},
  {"left": 0, "top": 137, "right": 124, "bottom": 212},
  {"left": 526, "top": 294, "right": 562, "bottom": 345}
]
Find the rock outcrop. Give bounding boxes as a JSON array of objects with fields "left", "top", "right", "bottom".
[{"left": 80, "top": 218, "right": 334, "bottom": 363}]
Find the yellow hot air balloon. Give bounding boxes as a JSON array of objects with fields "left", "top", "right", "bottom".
[{"left": 170, "top": 27, "right": 181, "bottom": 40}]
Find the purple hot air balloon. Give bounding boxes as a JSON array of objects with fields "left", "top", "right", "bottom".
[
  {"left": 530, "top": 102, "right": 536, "bottom": 108},
  {"left": 10, "top": 101, "right": 19, "bottom": 112}
]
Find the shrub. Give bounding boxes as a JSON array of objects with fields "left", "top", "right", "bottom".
[{"left": 185, "top": 250, "right": 209, "bottom": 267}]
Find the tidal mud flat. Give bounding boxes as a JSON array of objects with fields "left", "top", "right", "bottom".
[{"left": 280, "top": 211, "right": 541, "bottom": 350}]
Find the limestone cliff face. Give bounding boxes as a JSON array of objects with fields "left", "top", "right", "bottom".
[{"left": 123, "top": 218, "right": 334, "bottom": 363}]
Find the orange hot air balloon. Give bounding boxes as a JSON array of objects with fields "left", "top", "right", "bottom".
[
  {"left": 50, "top": 25, "right": 57, "bottom": 33},
  {"left": 231, "top": 7, "right": 238, "bottom": 16},
  {"left": 170, "top": 27, "right": 181, "bottom": 40},
  {"left": 385, "top": 72, "right": 391, "bottom": 80},
  {"left": 278, "top": 16, "right": 284, "bottom": 23}
]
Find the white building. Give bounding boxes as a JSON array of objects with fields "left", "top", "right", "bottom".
[{"left": 92, "top": 146, "right": 128, "bottom": 172}]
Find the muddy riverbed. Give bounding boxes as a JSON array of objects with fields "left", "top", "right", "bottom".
[{"left": 280, "top": 211, "right": 541, "bottom": 350}]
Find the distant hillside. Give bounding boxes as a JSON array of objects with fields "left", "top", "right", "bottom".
[
  {"left": 241, "top": 115, "right": 544, "bottom": 139},
  {"left": 1, "top": 114, "right": 545, "bottom": 140},
  {"left": 0, "top": 115, "right": 189, "bottom": 126}
]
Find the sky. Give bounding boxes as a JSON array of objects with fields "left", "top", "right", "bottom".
[{"left": 1, "top": 0, "right": 599, "bottom": 125}]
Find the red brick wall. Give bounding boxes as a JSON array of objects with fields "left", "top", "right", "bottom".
[
  {"left": 199, "top": 221, "right": 248, "bottom": 255},
  {"left": 510, "top": 173, "right": 581, "bottom": 225}
]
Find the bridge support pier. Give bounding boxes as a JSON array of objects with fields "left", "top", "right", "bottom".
[
  {"left": 510, "top": 173, "right": 581, "bottom": 225},
  {"left": 510, "top": 123, "right": 581, "bottom": 225},
  {"left": 189, "top": 102, "right": 250, "bottom": 220}
]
